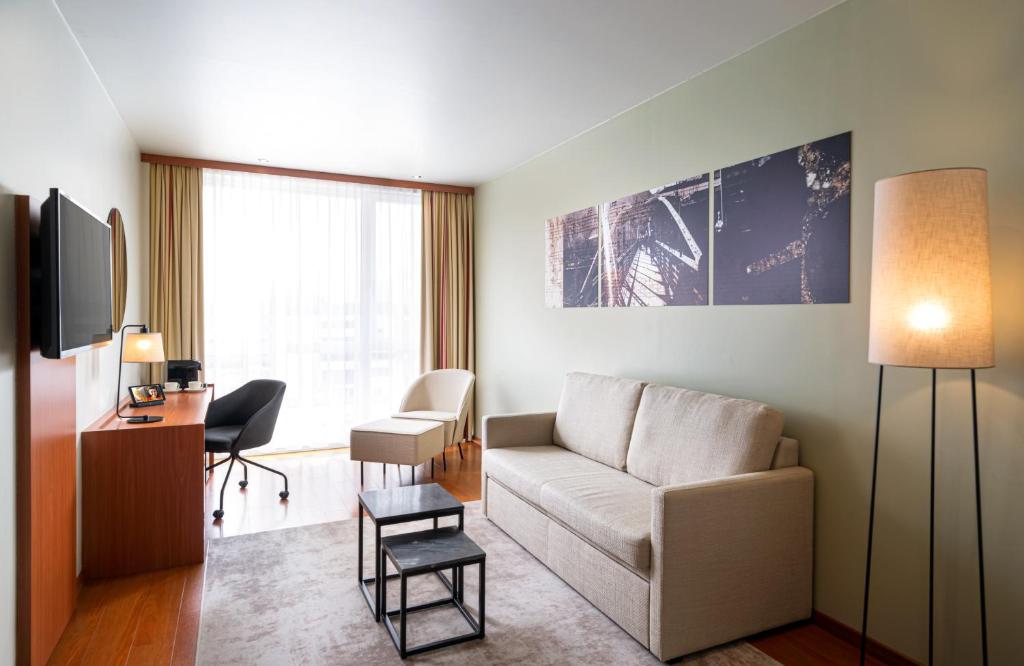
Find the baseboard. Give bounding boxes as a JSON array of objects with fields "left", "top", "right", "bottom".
[{"left": 812, "top": 610, "right": 920, "bottom": 666}]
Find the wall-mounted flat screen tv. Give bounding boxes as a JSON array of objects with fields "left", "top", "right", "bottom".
[{"left": 38, "top": 188, "right": 113, "bottom": 359}]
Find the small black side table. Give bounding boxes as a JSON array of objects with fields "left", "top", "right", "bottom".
[
  {"left": 358, "top": 483, "right": 464, "bottom": 621},
  {"left": 381, "top": 527, "right": 485, "bottom": 658}
]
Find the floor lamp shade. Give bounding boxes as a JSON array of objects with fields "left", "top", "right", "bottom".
[{"left": 868, "top": 168, "right": 994, "bottom": 369}]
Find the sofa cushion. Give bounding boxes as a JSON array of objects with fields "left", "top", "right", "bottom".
[
  {"left": 484, "top": 445, "right": 615, "bottom": 506},
  {"left": 539, "top": 472, "right": 654, "bottom": 573},
  {"left": 626, "top": 385, "right": 784, "bottom": 486},
  {"left": 553, "top": 372, "right": 646, "bottom": 470}
]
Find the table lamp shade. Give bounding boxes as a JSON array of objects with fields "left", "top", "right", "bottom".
[
  {"left": 122, "top": 332, "right": 165, "bottom": 364},
  {"left": 868, "top": 168, "right": 993, "bottom": 369}
]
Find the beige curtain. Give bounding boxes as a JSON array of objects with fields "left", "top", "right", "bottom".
[
  {"left": 148, "top": 164, "right": 204, "bottom": 380},
  {"left": 421, "top": 190, "right": 476, "bottom": 437}
]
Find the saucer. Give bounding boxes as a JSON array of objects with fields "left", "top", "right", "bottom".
[
  {"left": 164, "top": 387, "right": 181, "bottom": 393},
  {"left": 184, "top": 387, "right": 206, "bottom": 393}
]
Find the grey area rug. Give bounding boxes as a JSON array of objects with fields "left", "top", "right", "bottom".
[{"left": 197, "top": 502, "right": 777, "bottom": 665}]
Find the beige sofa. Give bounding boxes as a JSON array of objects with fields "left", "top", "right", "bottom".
[{"left": 481, "top": 372, "right": 813, "bottom": 661}]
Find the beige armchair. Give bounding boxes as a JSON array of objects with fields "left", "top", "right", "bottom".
[{"left": 393, "top": 369, "right": 475, "bottom": 460}]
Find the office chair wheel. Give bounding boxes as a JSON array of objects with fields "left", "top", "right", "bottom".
[
  {"left": 238, "top": 480, "right": 248, "bottom": 488},
  {"left": 213, "top": 509, "right": 224, "bottom": 519},
  {"left": 279, "top": 490, "right": 290, "bottom": 499}
]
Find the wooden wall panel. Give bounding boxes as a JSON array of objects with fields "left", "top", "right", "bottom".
[{"left": 15, "top": 195, "right": 78, "bottom": 666}]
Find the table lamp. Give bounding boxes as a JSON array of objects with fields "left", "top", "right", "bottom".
[
  {"left": 860, "top": 168, "right": 993, "bottom": 664},
  {"left": 116, "top": 324, "right": 166, "bottom": 423}
]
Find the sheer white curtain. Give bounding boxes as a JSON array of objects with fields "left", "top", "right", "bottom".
[{"left": 203, "top": 169, "right": 421, "bottom": 453}]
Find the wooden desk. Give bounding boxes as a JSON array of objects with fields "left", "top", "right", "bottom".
[{"left": 81, "top": 390, "right": 213, "bottom": 579}]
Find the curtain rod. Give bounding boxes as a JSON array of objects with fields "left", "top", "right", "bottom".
[{"left": 140, "top": 153, "right": 475, "bottom": 195}]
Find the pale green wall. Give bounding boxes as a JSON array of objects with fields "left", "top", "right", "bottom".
[{"left": 474, "top": 0, "right": 1023, "bottom": 662}]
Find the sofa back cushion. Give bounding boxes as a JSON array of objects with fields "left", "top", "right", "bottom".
[
  {"left": 626, "top": 384, "right": 784, "bottom": 486},
  {"left": 553, "top": 372, "right": 645, "bottom": 470}
]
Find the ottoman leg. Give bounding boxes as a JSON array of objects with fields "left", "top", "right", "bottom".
[{"left": 360, "top": 461, "right": 364, "bottom": 486}]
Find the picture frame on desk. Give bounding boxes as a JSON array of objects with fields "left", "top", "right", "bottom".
[{"left": 128, "top": 383, "right": 165, "bottom": 407}]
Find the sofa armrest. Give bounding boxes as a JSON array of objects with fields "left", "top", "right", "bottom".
[
  {"left": 481, "top": 412, "right": 556, "bottom": 450},
  {"left": 649, "top": 467, "right": 813, "bottom": 660}
]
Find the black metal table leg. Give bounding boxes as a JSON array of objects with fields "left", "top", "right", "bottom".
[
  {"left": 479, "top": 558, "right": 486, "bottom": 637},
  {"left": 400, "top": 573, "right": 408, "bottom": 657},
  {"left": 381, "top": 555, "right": 387, "bottom": 625},
  {"left": 375, "top": 523, "right": 382, "bottom": 621}
]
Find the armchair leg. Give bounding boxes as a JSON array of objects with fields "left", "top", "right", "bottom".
[
  {"left": 442, "top": 448, "right": 447, "bottom": 471},
  {"left": 238, "top": 459, "right": 249, "bottom": 488},
  {"left": 214, "top": 456, "right": 235, "bottom": 519},
  {"left": 457, "top": 441, "right": 464, "bottom": 460},
  {"left": 237, "top": 454, "right": 290, "bottom": 499}
]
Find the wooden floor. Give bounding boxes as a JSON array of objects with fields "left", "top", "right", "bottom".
[{"left": 50, "top": 441, "right": 895, "bottom": 665}]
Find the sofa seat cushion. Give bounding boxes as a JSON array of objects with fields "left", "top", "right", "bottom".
[
  {"left": 626, "top": 384, "right": 784, "bottom": 486},
  {"left": 484, "top": 445, "right": 615, "bottom": 506},
  {"left": 553, "top": 372, "right": 646, "bottom": 470},
  {"left": 538, "top": 472, "right": 654, "bottom": 573}
]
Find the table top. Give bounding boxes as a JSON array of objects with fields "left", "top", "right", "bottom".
[
  {"left": 83, "top": 389, "right": 213, "bottom": 432},
  {"left": 382, "top": 526, "right": 485, "bottom": 573},
  {"left": 359, "top": 483, "right": 463, "bottom": 523}
]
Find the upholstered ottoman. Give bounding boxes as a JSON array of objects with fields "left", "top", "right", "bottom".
[{"left": 350, "top": 418, "right": 445, "bottom": 485}]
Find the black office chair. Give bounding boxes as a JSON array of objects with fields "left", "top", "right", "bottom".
[{"left": 204, "top": 379, "right": 289, "bottom": 519}]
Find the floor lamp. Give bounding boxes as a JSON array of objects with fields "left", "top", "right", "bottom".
[{"left": 861, "top": 168, "right": 993, "bottom": 665}]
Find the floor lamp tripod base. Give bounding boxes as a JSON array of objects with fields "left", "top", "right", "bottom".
[{"left": 859, "top": 366, "right": 989, "bottom": 666}]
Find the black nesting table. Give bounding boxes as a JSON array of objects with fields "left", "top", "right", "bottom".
[
  {"left": 381, "top": 527, "right": 485, "bottom": 658},
  {"left": 357, "top": 483, "right": 464, "bottom": 621}
]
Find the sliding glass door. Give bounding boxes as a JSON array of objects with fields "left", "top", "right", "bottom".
[{"left": 203, "top": 169, "right": 421, "bottom": 453}]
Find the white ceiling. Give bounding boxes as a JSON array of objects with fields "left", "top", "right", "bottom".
[{"left": 57, "top": 0, "right": 843, "bottom": 186}]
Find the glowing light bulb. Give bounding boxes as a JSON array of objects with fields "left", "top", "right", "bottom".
[{"left": 908, "top": 301, "right": 950, "bottom": 332}]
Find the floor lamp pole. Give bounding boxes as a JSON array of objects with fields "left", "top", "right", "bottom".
[
  {"left": 970, "top": 369, "right": 989, "bottom": 665},
  {"left": 860, "top": 366, "right": 989, "bottom": 666},
  {"left": 928, "top": 369, "right": 936, "bottom": 666},
  {"left": 859, "top": 364, "right": 884, "bottom": 666}
]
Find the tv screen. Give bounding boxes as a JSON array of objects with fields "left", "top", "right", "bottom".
[{"left": 39, "top": 189, "right": 113, "bottom": 359}]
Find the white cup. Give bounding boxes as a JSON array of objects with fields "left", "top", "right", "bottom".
[
  {"left": 188, "top": 380, "right": 203, "bottom": 390},
  {"left": 164, "top": 381, "right": 180, "bottom": 392}
]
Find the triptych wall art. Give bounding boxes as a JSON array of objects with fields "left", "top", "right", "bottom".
[{"left": 545, "top": 131, "right": 851, "bottom": 307}]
